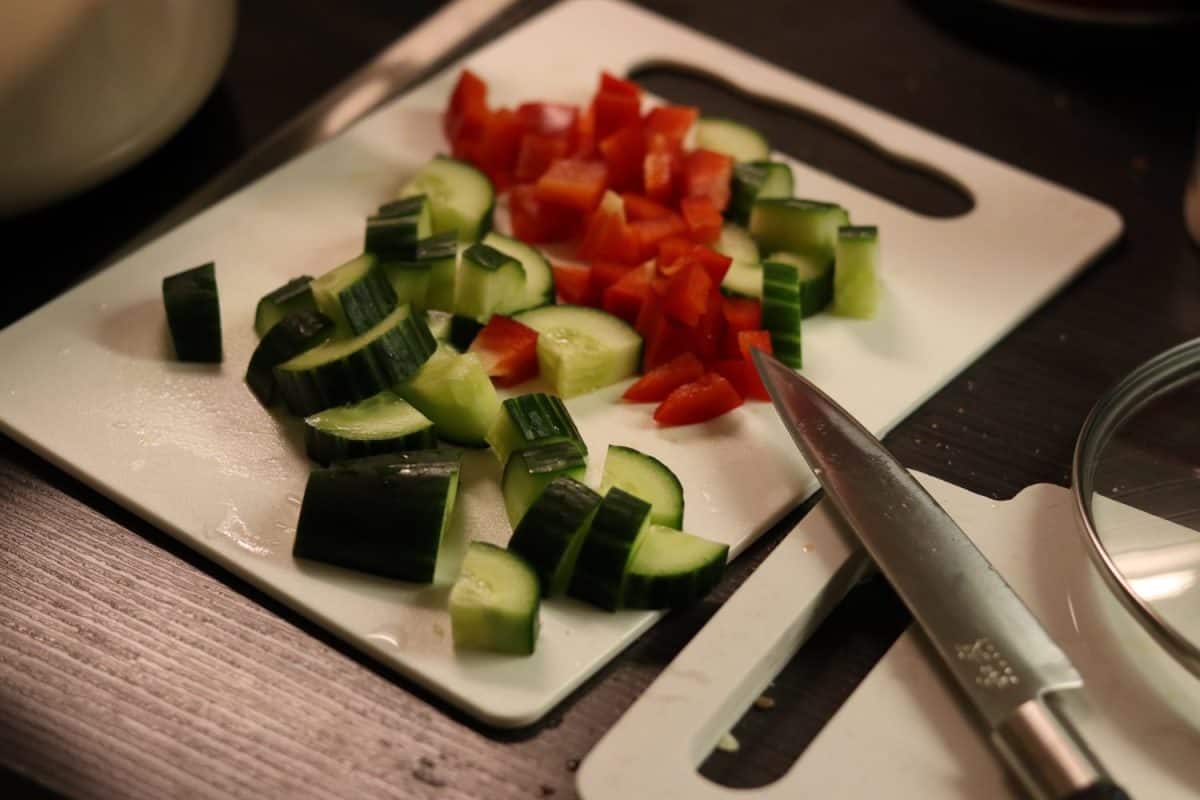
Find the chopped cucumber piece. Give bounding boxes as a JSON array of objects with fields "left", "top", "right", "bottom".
[
  {"left": 399, "top": 156, "right": 495, "bottom": 242},
  {"left": 382, "top": 261, "right": 430, "bottom": 313},
  {"left": 274, "top": 303, "right": 437, "bottom": 416},
  {"left": 486, "top": 393, "right": 585, "bottom": 465},
  {"left": 293, "top": 450, "right": 462, "bottom": 583},
  {"left": 761, "top": 260, "right": 803, "bottom": 368},
  {"left": 501, "top": 441, "right": 588, "bottom": 528},
  {"left": 303, "top": 391, "right": 436, "bottom": 465},
  {"left": 424, "top": 309, "right": 453, "bottom": 343},
  {"left": 750, "top": 198, "right": 849, "bottom": 265},
  {"left": 622, "top": 525, "right": 729, "bottom": 609},
  {"left": 450, "top": 542, "right": 540, "bottom": 655},
  {"left": 245, "top": 310, "right": 334, "bottom": 406},
  {"left": 447, "top": 314, "right": 485, "bottom": 350},
  {"left": 454, "top": 242, "right": 525, "bottom": 321},
  {"left": 365, "top": 195, "right": 433, "bottom": 260},
  {"left": 728, "top": 161, "right": 793, "bottom": 226},
  {"left": 600, "top": 445, "right": 684, "bottom": 529},
  {"left": 765, "top": 251, "right": 833, "bottom": 317},
  {"left": 396, "top": 347, "right": 500, "bottom": 447},
  {"left": 163, "top": 262, "right": 222, "bottom": 363},
  {"left": 833, "top": 225, "right": 880, "bottom": 319},
  {"left": 714, "top": 224, "right": 762, "bottom": 299},
  {"left": 254, "top": 275, "right": 315, "bottom": 337},
  {"left": 513, "top": 305, "right": 641, "bottom": 399},
  {"left": 694, "top": 117, "right": 770, "bottom": 162},
  {"left": 508, "top": 476, "right": 601, "bottom": 596},
  {"left": 568, "top": 487, "right": 652, "bottom": 611},
  {"left": 311, "top": 253, "right": 398, "bottom": 337},
  {"left": 416, "top": 232, "right": 459, "bottom": 312},
  {"left": 482, "top": 232, "right": 554, "bottom": 313}
]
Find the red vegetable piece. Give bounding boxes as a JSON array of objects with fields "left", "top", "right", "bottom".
[
  {"left": 602, "top": 263, "right": 653, "bottom": 325},
  {"left": 509, "top": 184, "right": 579, "bottom": 243},
  {"left": 535, "top": 158, "right": 609, "bottom": 212},
  {"left": 474, "top": 107, "right": 524, "bottom": 178},
  {"left": 599, "top": 123, "right": 645, "bottom": 192},
  {"left": 622, "top": 193, "right": 673, "bottom": 221},
  {"left": 634, "top": 283, "right": 665, "bottom": 337},
  {"left": 468, "top": 315, "right": 540, "bottom": 387},
  {"left": 551, "top": 263, "right": 595, "bottom": 306},
  {"left": 721, "top": 296, "right": 762, "bottom": 333},
  {"left": 689, "top": 245, "right": 734, "bottom": 284},
  {"left": 629, "top": 214, "right": 687, "bottom": 262},
  {"left": 643, "top": 105, "right": 698, "bottom": 149},
  {"left": 663, "top": 263, "right": 713, "bottom": 327},
  {"left": 515, "top": 133, "right": 569, "bottom": 183},
  {"left": 689, "top": 286, "right": 726, "bottom": 364},
  {"left": 578, "top": 192, "right": 639, "bottom": 263},
  {"left": 445, "top": 69, "right": 489, "bottom": 144},
  {"left": 589, "top": 260, "right": 637, "bottom": 297},
  {"left": 656, "top": 236, "right": 693, "bottom": 272},
  {"left": 517, "top": 102, "right": 578, "bottom": 137},
  {"left": 737, "top": 329, "right": 773, "bottom": 364},
  {"left": 572, "top": 107, "right": 596, "bottom": 157},
  {"left": 593, "top": 91, "right": 642, "bottom": 141},
  {"left": 711, "top": 359, "right": 770, "bottom": 401},
  {"left": 680, "top": 196, "right": 723, "bottom": 244},
  {"left": 653, "top": 372, "right": 744, "bottom": 426},
  {"left": 623, "top": 352, "right": 706, "bottom": 402},
  {"left": 641, "top": 312, "right": 692, "bottom": 372},
  {"left": 643, "top": 135, "right": 681, "bottom": 204},
  {"left": 599, "top": 71, "right": 642, "bottom": 98},
  {"left": 683, "top": 148, "right": 734, "bottom": 212}
]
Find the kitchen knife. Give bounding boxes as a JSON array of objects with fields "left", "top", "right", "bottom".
[{"left": 752, "top": 349, "right": 1130, "bottom": 800}]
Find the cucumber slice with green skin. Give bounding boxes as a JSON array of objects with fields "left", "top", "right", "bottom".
[
  {"left": 694, "top": 117, "right": 770, "bottom": 162},
  {"left": 163, "top": 262, "right": 222, "bottom": 363},
  {"left": 245, "top": 310, "right": 334, "bottom": 406},
  {"left": 507, "top": 476, "right": 601, "bottom": 596},
  {"left": 293, "top": 449, "right": 462, "bottom": 583},
  {"left": 501, "top": 441, "right": 588, "bottom": 528},
  {"left": 450, "top": 541, "right": 540, "bottom": 656},
  {"left": 399, "top": 156, "right": 495, "bottom": 242},
  {"left": 365, "top": 195, "right": 433, "bottom": 260},
  {"left": 416, "top": 233, "right": 459, "bottom": 312},
  {"left": 600, "top": 445, "right": 684, "bottom": 529},
  {"left": 761, "top": 260, "right": 803, "bottom": 368},
  {"left": 568, "top": 487, "right": 653, "bottom": 611},
  {"left": 622, "top": 525, "right": 729, "bottom": 609},
  {"left": 728, "top": 161, "right": 793, "bottom": 226},
  {"left": 382, "top": 261, "right": 430, "bottom": 313},
  {"left": 486, "top": 393, "right": 586, "bottom": 465},
  {"left": 750, "top": 198, "right": 849, "bottom": 265},
  {"left": 454, "top": 242, "right": 525, "bottom": 322},
  {"left": 303, "top": 390, "right": 436, "bottom": 465},
  {"left": 274, "top": 303, "right": 437, "bottom": 416},
  {"left": 766, "top": 251, "right": 833, "bottom": 317},
  {"left": 512, "top": 305, "right": 642, "bottom": 399},
  {"left": 714, "top": 224, "right": 762, "bottom": 299},
  {"left": 395, "top": 346, "right": 500, "bottom": 447},
  {"left": 311, "top": 253, "right": 399, "bottom": 337},
  {"left": 481, "top": 232, "right": 554, "bottom": 314},
  {"left": 254, "top": 275, "right": 315, "bottom": 337},
  {"left": 833, "top": 225, "right": 881, "bottom": 319}
]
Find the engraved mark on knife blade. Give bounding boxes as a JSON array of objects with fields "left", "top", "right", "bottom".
[{"left": 956, "top": 638, "right": 1020, "bottom": 689}]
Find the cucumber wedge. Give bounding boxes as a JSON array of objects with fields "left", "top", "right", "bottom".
[
  {"left": 486, "top": 393, "right": 585, "bottom": 465},
  {"left": 399, "top": 156, "right": 494, "bottom": 242},
  {"left": 728, "top": 161, "right": 793, "bottom": 226},
  {"left": 501, "top": 441, "right": 588, "bottom": 528},
  {"left": 417, "top": 232, "right": 460, "bottom": 313},
  {"left": 163, "top": 262, "right": 222, "bottom": 363},
  {"left": 568, "top": 487, "right": 652, "bottom": 611},
  {"left": 481, "top": 232, "right": 554, "bottom": 314},
  {"left": 765, "top": 251, "right": 833, "bottom": 317},
  {"left": 508, "top": 476, "right": 601, "bottom": 596},
  {"left": 833, "top": 225, "right": 881, "bottom": 319},
  {"left": 622, "top": 525, "right": 729, "bottom": 609},
  {"left": 311, "top": 253, "right": 398, "bottom": 337},
  {"left": 245, "top": 310, "right": 334, "bottom": 406},
  {"left": 293, "top": 449, "right": 462, "bottom": 583},
  {"left": 761, "top": 260, "right": 803, "bottom": 369},
  {"left": 600, "top": 445, "right": 684, "bottom": 529},
  {"left": 254, "top": 275, "right": 315, "bottom": 337},
  {"left": 450, "top": 542, "right": 540, "bottom": 655},
  {"left": 513, "top": 305, "right": 641, "bottom": 399},
  {"left": 714, "top": 224, "right": 762, "bottom": 299},
  {"left": 396, "top": 346, "right": 500, "bottom": 447},
  {"left": 303, "top": 391, "right": 436, "bottom": 465},
  {"left": 750, "top": 198, "right": 849, "bottom": 266},
  {"left": 455, "top": 242, "right": 525, "bottom": 322},
  {"left": 366, "top": 195, "right": 433, "bottom": 260},
  {"left": 694, "top": 118, "right": 770, "bottom": 162}
]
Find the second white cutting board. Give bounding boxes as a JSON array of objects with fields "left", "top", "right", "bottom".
[{"left": 0, "top": 0, "right": 1120, "bottom": 726}]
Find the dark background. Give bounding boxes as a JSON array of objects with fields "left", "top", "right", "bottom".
[{"left": 1, "top": 1, "right": 1197, "bottom": 797}]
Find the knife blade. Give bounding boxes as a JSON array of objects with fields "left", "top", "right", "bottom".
[{"left": 752, "top": 349, "right": 1129, "bottom": 800}]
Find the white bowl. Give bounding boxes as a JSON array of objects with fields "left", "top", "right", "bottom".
[{"left": 0, "top": 0, "right": 237, "bottom": 216}]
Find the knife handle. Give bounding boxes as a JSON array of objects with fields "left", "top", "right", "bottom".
[{"left": 1064, "top": 782, "right": 1131, "bottom": 800}]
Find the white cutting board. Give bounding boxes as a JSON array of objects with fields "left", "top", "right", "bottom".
[
  {"left": 579, "top": 477, "right": 1200, "bottom": 798},
  {"left": 0, "top": 0, "right": 1121, "bottom": 727}
]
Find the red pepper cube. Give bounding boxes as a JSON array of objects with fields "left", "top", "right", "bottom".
[
  {"left": 514, "top": 133, "right": 570, "bottom": 183},
  {"left": 578, "top": 192, "right": 639, "bottom": 263},
  {"left": 536, "top": 158, "right": 609, "bottom": 212},
  {"left": 641, "top": 313, "right": 692, "bottom": 372},
  {"left": 690, "top": 245, "right": 734, "bottom": 284},
  {"left": 599, "top": 71, "right": 642, "bottom": 98},
  {"left": 623, "top": 352, "right": 706, "bottom": 402},
  {"left": 656, "top": 236, "right": 693, "bottom": 272},
  {"left": 516, "top": 102, "right": 578, "bottom": 137},
  {"left": 602, "top": 262, "right": 654, "bottom": 325},
  {"left": 663, "top": 263, "right": 713, "bottom": 327},
  {"left": 474, "top": 108, "right": 524, "bottom": 177},
  {"left": 622, "top": 193, "right": 673, "bottom": 221},
  {"left": 551, "top": 263, "right": 595, "bottom": 306},
  {"left": 629, "top": 214, "right": 687, "bottom": 262},
  {"left": 599, "top": 123, "right": 646, "bottom": 192},
  {"left": 643, "top": 105, "right": 699, "bottom": 149},
  {"left": 683, "top": 148, "right": 734, "bottom": 212},
  {"left": 509, "top": 184, "right": 579, "bottom": 243},
  {"left": 468, "top": 315, "right": 540, "bottom": 387},
  {"left": 737, "top": 329, "right": 774, "bottom": 364},
  {"left": 653, "top": 372, "right": 744, "bottom": 426},
  {"left": 680, "top": 196, "right": 723, "bottom": 244},
  {"left": 643, "top": 133, "right": 682, "bottom": 204},
  {"left": 444, "top": 69, "right": 489, "bottom": 144},
  {"left": 711, "top": 359, "right": 770, "bottom": 401},
  {"left": 592, "top": 91, "right": 642, "bottom": 142}
]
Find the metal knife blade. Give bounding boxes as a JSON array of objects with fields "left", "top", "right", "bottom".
[{"left": 752, "top": 349, "right": 1129, "bottom": 800}]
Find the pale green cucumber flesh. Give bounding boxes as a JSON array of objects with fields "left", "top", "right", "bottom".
[
  {"left": 600, "top": 445, "right": 684, "bottom": 529},
  {"left": 622, "top": 525, "right": 729, "bottom": 609},
  {"left": 449, "top": 541, "right": 540, "bottom": 655},
  {"left": 396, "top": 347, "right": 500, "bottom": 447}
]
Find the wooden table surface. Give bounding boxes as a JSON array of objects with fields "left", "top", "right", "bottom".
[{"left": 2, "top": 1, "right": 1196, "bottom": 798}]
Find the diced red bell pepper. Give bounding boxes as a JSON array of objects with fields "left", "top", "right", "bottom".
[
  {"left": 602, "top": 263, "right": 654, "bottom": 325},
  {"left": 509, "top": 184, "right": 579, "bottom": 243},
  {"left": 653, "top": 372, "right": 744, "bottom": 426},
  {"left": 737, "top": 329, "right": 773, "bottom": 363},
  {"left": 663, "top": 263, "right": 713, "bottom": 327},
  {"left": 590, "top": 260, "right": 637, "bottom": 297},
  {"left": 641, "top": 312, "right": 692, "bottom": 372},
  {"left": 657, "top": 236, "right": 693, "bottom": 272},
  {"left": 688, "top": 286, "right": 725, "bottom": 364},
  {"left": 722, "top": 296, "right": 762, "bottom": 333},
  {"left": 643, "top": 135, "right": 681, "bottom": 204},
  {"left": 690, "top": 245, "right": 733, "bottom": 284},
  {"left": 593, "top": 91, "right": 642, "bottom": 141},
  {"left": 444, "top": 69, "right": 489, "bottom": 144},
  {"left": 536, "top": 158, "right": 609, "bottom": 212},
  {"left": 634, "top": 281, "right": 666, "bottom": 337},
  {"left": 516, "top": 102, "right": 578, "bottom": 137},
  {"left": 711, "top": 359, "right": 770, "bottom": 401},
  {"left": 468, "top": 315, "right": 540, "bottom": 387},
  {"left": 578, "top": 192, "right": 639, "bottom": 263},
  {"left": 622, "top": 193, "right": 673, "bottom": 221},
  {"left": 572, "top": 107, "right": 596, "bottom": 157},
  {"left": 683, "top": 149, "right": 734, "bottom": 212},
  {"left": 643, "top": 105, "right": 698, "bottom": 149},
  {"left": 551, "top": 263, "right": 595, "bottom": 306},
  {"left": 680, "top": 196, "right": 723, "bottom": 244},
  {"left": 514, "top": 133, "right": 569, "bottom": 182},
  {"left": 474, "top": 107, "right": 524, "bottom": 178},
  {"left": 629, "top": 214, "right": 687, "bottom": 262},
  {"left": 623, "top": 352, "right": 706, "bottom": 402},
  {"left": 599, "top": 71, "right": 642, "bottom": 98},
  {"left": 599, "top": 123, "right": 645, "bottom": 192}
]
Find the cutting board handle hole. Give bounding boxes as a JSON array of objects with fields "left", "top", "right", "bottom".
[{"left": 629, "top": 61, "right": 974, "bottom": 219}]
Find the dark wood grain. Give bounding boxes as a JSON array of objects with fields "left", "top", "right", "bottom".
[{"left": 1, "top": 1, "right": 1198, "bottom": 798}]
